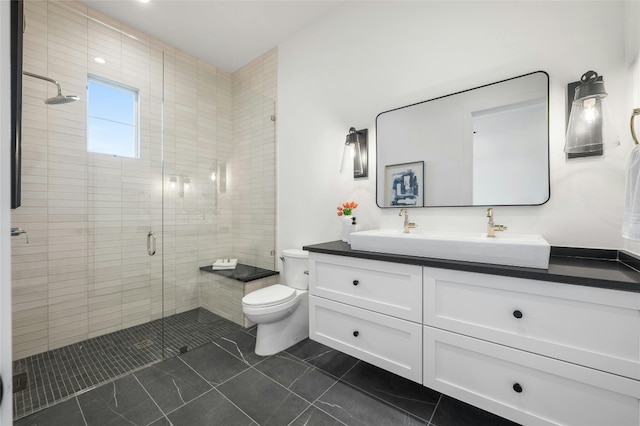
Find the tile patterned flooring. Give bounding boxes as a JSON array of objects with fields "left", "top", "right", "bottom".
[
  {"left": 14, "top": 325, "right": 520, "bottom": 426},
  {"left": 13, "top": 308, "right": 240, "bottom": 419}
]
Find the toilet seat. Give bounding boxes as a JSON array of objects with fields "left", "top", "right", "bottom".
[{"left": 242, "top": 284, "right": 296, "bottom": 308}]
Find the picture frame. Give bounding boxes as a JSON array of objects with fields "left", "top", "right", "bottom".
[{"left": 384, "top": 161, "right": 424, "bottom": 207}]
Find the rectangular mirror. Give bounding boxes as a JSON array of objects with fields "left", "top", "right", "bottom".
[{"left": 376, "top": 71, "right": 549, "bottom": 208}]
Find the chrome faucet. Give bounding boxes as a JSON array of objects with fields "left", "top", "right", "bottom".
[
  {"left": 486, "top": 208, "right": 507, "bottom": 238},
  {"left": 399, "top": 209, "right": 417, "bottom": 233}
]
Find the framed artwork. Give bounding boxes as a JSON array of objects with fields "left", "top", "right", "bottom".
[{"left": 384, "top": 161, "right": 424, "bottom": 207}]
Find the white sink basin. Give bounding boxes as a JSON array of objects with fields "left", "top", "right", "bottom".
[{"left": 350, "top": 229, "right": 550, "bottom": 269}]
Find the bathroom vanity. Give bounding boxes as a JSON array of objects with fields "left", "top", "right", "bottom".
[{"left": 303, "top": 241, "right": 640, "bottom": 426}]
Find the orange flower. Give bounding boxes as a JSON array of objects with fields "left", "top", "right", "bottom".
[{"left": 337, "top": 200, "right": 358, "bottom": 216}]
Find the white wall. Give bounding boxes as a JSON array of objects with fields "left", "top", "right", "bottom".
[
  {"left": 0, "top": 0, "right": 13, "bottom": 422},
  {"left": 472, "top": 100, "right": 548, "bottom": 205},
  {"left": 278, "top": 1, "right": 633, "bottom": 253}
]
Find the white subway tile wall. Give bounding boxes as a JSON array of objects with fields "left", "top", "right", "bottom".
[{"left": 11, "top": 0, "right": 277, "bottom": 359}]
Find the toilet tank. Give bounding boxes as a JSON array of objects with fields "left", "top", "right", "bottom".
[{"left": 282, "top": 249, "right": 309, "bottom": 290}]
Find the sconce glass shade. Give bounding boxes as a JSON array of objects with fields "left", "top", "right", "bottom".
[
  {"left": 340, "top": 127, "right": 368, "bottom": 178},
  {"left": 564, "top": 71, "right": 619, "bottom": 155}
]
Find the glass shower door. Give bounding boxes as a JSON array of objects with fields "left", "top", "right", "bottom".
[{"left": 85, "top": 16, "right": 166, "bottom": 371}]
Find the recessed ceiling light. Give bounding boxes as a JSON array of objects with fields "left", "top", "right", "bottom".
[
  {"left": 94, "top": 57, "right": 106, "bottom": 64},
  {"left": 139, "top": 0, "right": 150, "bottom": 3}
]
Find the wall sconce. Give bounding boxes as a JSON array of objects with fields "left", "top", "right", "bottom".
[
  {"left": 564, "top": 70, "right": 619, "bottom": 158},
  {"left": 340, "top": 127, "right": 368, "bottom": 178},
  {"left": 169, "top": 175, "right": 190, "bottom": 198},
  {"left": 209, "top": 160, "right": 227, "bottom": 194},
  {"left": 218, "top": 163, "right": 227, "bottom": 193}
]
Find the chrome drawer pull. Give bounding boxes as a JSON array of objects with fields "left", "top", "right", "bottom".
[
  {"left": 353, "top": 331, "right": 359, "bottom": 337},
  {"left": 513, "top": 383, "right": 523, "bottom": 393},
  {"left": 353, "top": 280, "right": 359, "bottom": 286},
  {"left": 513, "top": 310, "right": 523, "bottom": 319}
]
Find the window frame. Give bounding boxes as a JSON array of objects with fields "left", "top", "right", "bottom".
[{"left": 86, "top": 74, "right": 140, "bottom": 158}]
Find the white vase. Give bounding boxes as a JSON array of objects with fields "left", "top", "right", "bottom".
[{"left": 341, "top": 216, "right": 352, "bottom": 242}]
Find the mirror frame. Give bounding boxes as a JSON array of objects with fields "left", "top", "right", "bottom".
[{"left": 375, "top": 71, "right": 550, "bottom": 208}]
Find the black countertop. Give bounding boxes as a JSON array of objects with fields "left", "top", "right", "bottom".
[
  {"left": 200, "top": 263, "right": 279, "bottom": 283},
  {"left": 302, "top": 241, "right": 640, "bottom": 293}
]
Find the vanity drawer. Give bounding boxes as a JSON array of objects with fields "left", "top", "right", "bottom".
[
  {"left": 423, "top": 267, "right": 640, "bottom": 380},
  {"left": 309, "top": 295, "right": 422, "bottom": 383},
  {"left": 309, "top": 253, "right": 422, "bottom": 322},
  {"left": 424, "top": 326, "right": 640, "bottom": 426}
]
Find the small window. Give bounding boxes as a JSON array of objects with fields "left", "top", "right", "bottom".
[{"left": 87, "top": 76, "right": 139, "bottom": 158}]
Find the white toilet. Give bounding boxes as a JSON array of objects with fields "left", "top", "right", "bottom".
[{"left": 242, "top": 249, "right": 309, "bottom": 356}]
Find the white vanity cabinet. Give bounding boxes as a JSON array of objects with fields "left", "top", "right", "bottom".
[
  {"left": 423, "top": 267, "right": 640, "bottom": 426},
  {"left": 308, "top": 253, "right": 423, "bottom": 382},
  {"left": 307, "top": 248, "right": 640, "bottom": 426}
]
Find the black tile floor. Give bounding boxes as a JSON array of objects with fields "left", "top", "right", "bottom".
[
  {"left": 14, "top": 327, "right": 520, "bottom": 426},
  {"left": 13, "top": 308, "right": 241, "bottom": 420}
]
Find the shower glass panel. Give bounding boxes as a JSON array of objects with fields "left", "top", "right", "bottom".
[
  {"left": 160, "top": 67, "right": 277, "bottom": 353},
  {"left": 11, "top": 1, "right": 166, "bottom": 418}
]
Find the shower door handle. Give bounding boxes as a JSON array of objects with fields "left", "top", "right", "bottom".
[{"left": 147, "top": 231, "right": 156, "bottom": 256}]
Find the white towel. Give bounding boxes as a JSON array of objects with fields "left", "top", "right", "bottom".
[
  {"left": 623, "top": 145, "right": 640, "bottom": 240},
  {"left": 212, "top": 258, "right": 238, "bottom": 270}
]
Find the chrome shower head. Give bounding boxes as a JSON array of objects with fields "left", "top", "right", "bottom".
[
  {"left": 45, "top": 94, "right": 80, "bottom": 105},
  {"left": 23, "top": 71, "right": 79, "bottom": 105}
]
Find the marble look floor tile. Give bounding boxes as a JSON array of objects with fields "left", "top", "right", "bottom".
[
  {"left": 315, "top": 381, "right": 426, "bottom": 426},
  {"left": 213, "top": 329, "right": 266, "bottom": 366},
  {"left": 134, "top": 357, "right": 212, "bottom": 413},
  {"left": 217, "top": 367, "right": 310, "bottom": 425},
  {"left": 341, "top": 361, "right": 440, "bottom": 421},
  {"left": 14, "top": 397, "right": 86, "bottom": 426},
  {"left": 430, "top": 395, "right": 521, "bottom": 426},
  {"left": 179, "top": 342, "right": 250, "bottom": 386},
  {"left": 76, "top": 374, "right": 164, "bottom": 426},
  {"left": 255, "top": 351, "right": 338, "bottom": 403},
  {"left": 162, "top": 389, "right": 256, "bottom": 426},
  {"left": 285, "top": 339, "right": 359, "bottom": 378},
  {"left": 290, "top": 406, "right": 347, "bottom": 426}
]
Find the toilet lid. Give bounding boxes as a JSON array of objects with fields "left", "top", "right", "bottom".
[
  {"left": 281, "top": 249, "right": 308, "bottom": 259},
  {"left": 242, "top": 284, "right": 296, "bottom": 308}
]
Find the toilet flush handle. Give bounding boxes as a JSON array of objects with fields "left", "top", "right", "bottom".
[
  {"left": 279, "top": 256, "right": 285, "bottom": 262},
  {"left": 304, "top": 270, "right": 309, "bottom": 275}
]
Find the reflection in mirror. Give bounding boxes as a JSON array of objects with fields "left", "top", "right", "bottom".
[{"left": 376, "top": 71, "right": 549, "bottom": 208}]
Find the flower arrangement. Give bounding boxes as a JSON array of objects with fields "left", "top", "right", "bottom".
[{"left": 337, "top": 201, "right": 358, "bottom": 216}]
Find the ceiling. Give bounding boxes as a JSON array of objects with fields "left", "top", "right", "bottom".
[{"left": 79, "top": 0, "right": 344, "bottom": 73}]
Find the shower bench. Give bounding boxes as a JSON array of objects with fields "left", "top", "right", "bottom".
[{"left": 199, "top": 263, "right": 279, "bottom": 328}]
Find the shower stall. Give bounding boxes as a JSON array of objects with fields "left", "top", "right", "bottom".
[{"left": 10, "top": 0, "right": 277, "bottom": 419}]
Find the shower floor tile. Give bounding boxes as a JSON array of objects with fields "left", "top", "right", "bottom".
[{"left": 12, "top": 307, "right": 241, "bottom": 420}]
